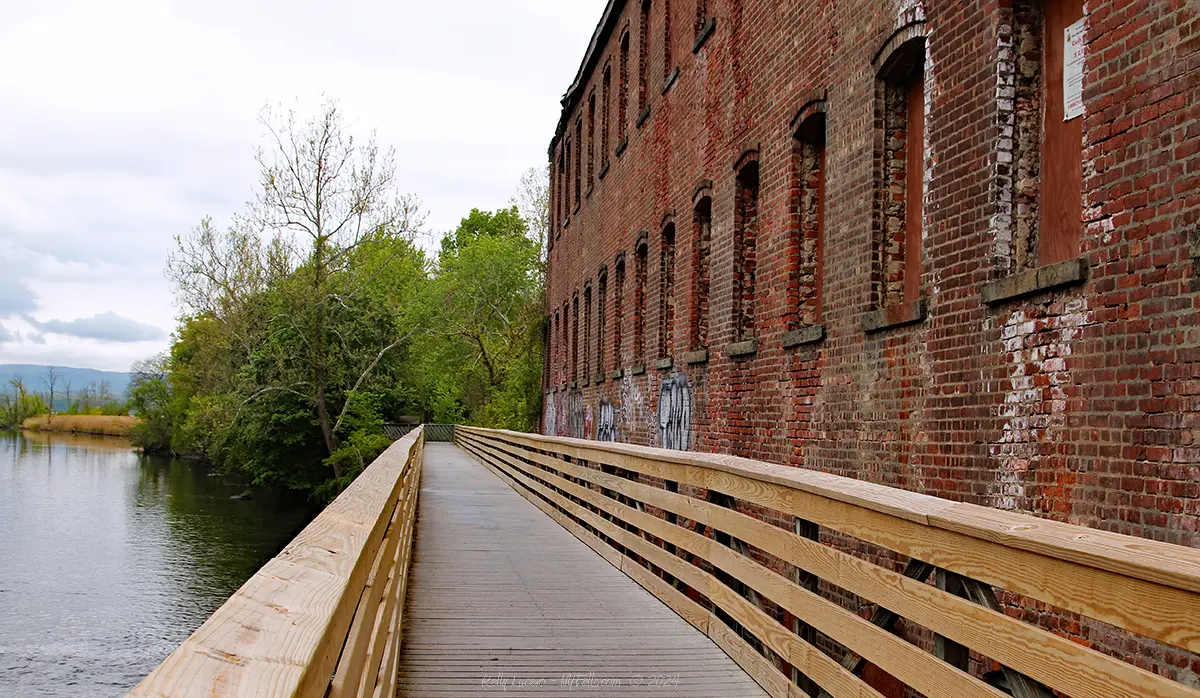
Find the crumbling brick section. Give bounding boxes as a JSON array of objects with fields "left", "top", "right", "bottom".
[{"left": 733, "top": 160, "right": 759, "bottom": 343}]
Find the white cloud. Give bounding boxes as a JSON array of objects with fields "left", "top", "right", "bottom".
[
  {"left": 32, "top": 312, "right": 166, "bottom": 343},
  {"left": 0, "top": 0, "right": 605, "bottom": 370}
]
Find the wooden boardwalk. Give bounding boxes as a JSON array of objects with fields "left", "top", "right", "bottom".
[{"left": 397, "top": 443, "right": 769, "bottom": 697}]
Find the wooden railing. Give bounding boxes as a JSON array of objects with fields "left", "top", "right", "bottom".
[
  {"left": 458, "top": 426, "right": 1200, "bottom": 698},
  {"left": 128, "top": 427, "right": 424, "bottom": 698}
]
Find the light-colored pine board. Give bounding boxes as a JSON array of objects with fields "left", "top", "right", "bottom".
[
  {"left": 464, "top": 432, "right": 1200, "bottom": 698},
  {"left": 127, "top": 430, "right": 423, "bottom": 698},
  {"left": 461, "top": 428, "right": 1200, "bottom": 657},
  {"left": 396, "top": 442, "right": 768, "bottom": 697}
]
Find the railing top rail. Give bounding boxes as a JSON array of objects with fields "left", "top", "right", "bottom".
[
  {"left": 128, "top": 427, "right": 424, "bottom": 698},
  {"left": 459, "top": 426, "right": 1200, "bottom": 596}
]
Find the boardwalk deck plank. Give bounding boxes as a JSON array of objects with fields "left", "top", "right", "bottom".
[{"left": 396, "top": 443, "right": 769, "bottom": 697}]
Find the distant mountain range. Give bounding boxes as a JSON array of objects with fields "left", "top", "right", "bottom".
[{"left": 0, "top": 364, "right": 133, "bottom": 402}]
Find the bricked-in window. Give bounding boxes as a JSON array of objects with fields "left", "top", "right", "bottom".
[
  {"left": 619, "top": 32, "right": 630, "bottom": 142},
  {"left": 733, "top": 158, "right": 759, "bottom": 343},
  {"left": 571, "top": 294, "right": 580, "bottom": 383},
  {"left": 597, "top": 268, "right": 608, "bottom": 376},
  {"left": 662, "top": 0, "right": 672, "bottom": 81},
  {"left": 563, "top": 139, "right": 572, "bottom": 219},
  {"left": 587, "top": 92, "right": 596, "bottom": 190},
  {"left": 552, "top": 310, "right": 559, "bottom": 384},
  {"left": 793, "top": 109, "right": 827, "bottom": 326},
  {"left": 1006, "top": 0, "right": 1085, "bottom": 270},
  {"left": 550, "top": 154, "right": 559, "bottom": 241},
  {"left": 543, "top": 315, "right": 551, "bottom": 391},
  {"left": 574, "top": 120, "right": 583, "bottom": 208},
  {"left": 634, "top": 238, "right": 648, "bottom": 363},
  {"left": 561, "top": 302, "right": 569, "bottom": 385},
  {"left": 583, "top": 284, "right": 592, "bottom": 381},
  {"left": 638, "top": 1, "right": 651, "bottom": 113},
  {"left": 874, "top": 39, "right": 925, "bottom": 309},
  {"left": 601, "top": 66, "right": 611, "bottom": 166},
  {"left": 658, "top": 222, "right": 676, "bottom": 359},
  {"left": 691, "top": 193, "right": 712, "bottom": 349},
  {"left": 614, "top": 255, "right": 626, "bottom": 368}
]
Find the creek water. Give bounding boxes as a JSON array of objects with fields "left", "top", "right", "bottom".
[{"left": 0, "top": 430, "right": 321, "bottom": 697}]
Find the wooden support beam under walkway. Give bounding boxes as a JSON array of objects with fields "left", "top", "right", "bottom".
[{"left": 396, "top": 442, "right": 769, "bottom": 697}]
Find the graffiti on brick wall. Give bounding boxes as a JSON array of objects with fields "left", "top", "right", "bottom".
[
  {"left": 657, "top": 375, "right": 692, "bottom": 451},
  {"left": 543, "top": 391, "right": 556, "bottom": 436},
  {"left": 620, "top": 374, "right": 646, "bottom": 436},
  {"left": 568, "top": 391, "right": 585, "bottom": 439},
  {"left": 596, "top": 399, "right": 617, "bottom": 442}
]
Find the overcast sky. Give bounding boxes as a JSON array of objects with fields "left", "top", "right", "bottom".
[{"left": 0, "top": 0, "right": 605, "bottom": 372}]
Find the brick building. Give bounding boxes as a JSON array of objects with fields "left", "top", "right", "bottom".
[{"left": 543, "top": 0, "right": 1199, "bottom": 684}]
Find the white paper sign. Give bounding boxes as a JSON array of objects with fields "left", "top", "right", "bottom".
[{"left": 1064, "top": 18, "right": 1086, "bottom": 120}]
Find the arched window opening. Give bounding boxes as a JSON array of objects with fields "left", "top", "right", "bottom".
[
  {"left": 733, "top": 159, "right": 759, "bottom": 343},
  {"left": 583, "top": 285, "right": 592, "bottom": 382},
  {"left": 619, "top": 32, "right": 630, "bottom": 144},
  {"left": 597, "top": 269, "right": 608, "bottom": 376},
  {"left": 574, "top": 120, "right": 583, "bottom": 209},
  {"left": 874, "top": 38, "right": 926, "bottom": 309},
  {"left": 658, "top": 223, "right": 676, "bottom": 359},
  {"left": 793, "top": 110, "right": 827, "bottom": 327},
  {"left": 571, "top": 294, "right": 580, "bottom": 383},
  {"left": 634, "top": 238, "right": 648, "bottom": 364},
  {"left": 662, "top": 0, "right": 672, "bottom": 82},
  {"left": 601, "top": 66, "right": 612, "bottom": 167},
  {"left": 614, "top": 255, "right": 626, "bottom": 369},
  {"left": 638, "top": 1, "right": 651, "bottom": 113},
  {"left": 587, "top": 93, "right": 596, "bottom": 190},
  {"left": 692, "top": 195, "right": 712, "bottom": 349}
]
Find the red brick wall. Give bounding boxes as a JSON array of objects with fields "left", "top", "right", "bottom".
[{"left": 544, "top": 0, "right": 1199, "bottom": 681}]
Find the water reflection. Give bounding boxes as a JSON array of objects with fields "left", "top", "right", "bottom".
[{"left": 0, "top": 430, "right": 320, "bottom": 697}]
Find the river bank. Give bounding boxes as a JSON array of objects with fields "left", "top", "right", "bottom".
[{"left": 21, "top": 414, "right": 139, "bottom": 437}]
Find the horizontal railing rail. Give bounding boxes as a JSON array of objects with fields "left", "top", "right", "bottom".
[
  {"left": 458, "top": 426, "right": 1200, "bottom": 698},
  {"left": 128, "top": 426, "right": 424, "bottom": 698}
]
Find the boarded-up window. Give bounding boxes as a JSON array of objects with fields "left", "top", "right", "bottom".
[
  {"left": 571, "top": 295, "right": 579, "bottom": 382},
  {"left": 1040, "top": 0, "right": 1084, "bottom": 265},
  {"left": 619, "top": 32, "right": 630, "bottom": 141},
  {"left": 587, "top": 93, "right": 596, "bottom": 189},
  {"left": 875, "top": 39, "right": 925, "bottom": 308},
  {"left": 583, "top": 285, "right": 592, "bottom": 381}
]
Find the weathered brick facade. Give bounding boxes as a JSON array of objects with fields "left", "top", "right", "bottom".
[{"left": 544, "top": 0, "right": 1199, "bottom": 686}]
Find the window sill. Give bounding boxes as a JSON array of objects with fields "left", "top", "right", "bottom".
[
  {"left": 981, "top": 257, "right": 1088, "bottom": 305},
  {"left": 595, "top": 371, "right": 606, "bottom": 384},
  {"left": 573, "top": 202, "right": 580, "bottom": 214},
  {"left": 585, "top": 184, "right": 594, "bottom": 200},
  {"left": 599, "top": 161, "right": 610, "bottom": 180},
  {"left": 631, "top": 364, "right": 646, "bottom": 376},
  {"left": 683, "top": 348, "right": 708, "bottom": 365},
  {"left": 693, "top": 18, "right": 716, "bottom": 53},
  {"left": 569, "top": 381, "right": 577, "bottom": 390},
  {"left": 728, "top": 339, "right": 757, "bottom": 358},
  {"left": 782, "top": 324, "right": 825, "bottom": 348},
  {"left": 615, "top": 138, "right": 628, "bottom": 157},
  {"left": 636, "top": 106, "right": 651, "bottom": 129},
  {"left": 862, "top": 298, "right": 927, "bottom": 333},
  {"left": 562, "top": 216, "right": 570, "bottom": 230},
  {"left": 656, "top": 357, "right": 673, "bottom": 370},
  {"left": 661, "top": 67, "right": 679, "bottom": 95},
  {"left": 609, "top": 368, "right": 624, "bottom": 380}
]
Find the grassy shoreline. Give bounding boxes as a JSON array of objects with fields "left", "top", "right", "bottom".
[{"left": 21, "top": 415, "right": 139, "bottom": 437}]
